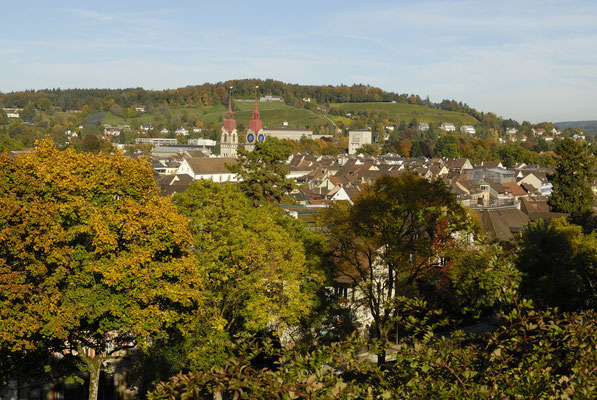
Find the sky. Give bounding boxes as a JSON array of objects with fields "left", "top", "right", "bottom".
[{"left": 1, "top": 0, "right": 596, "bottom": 123}]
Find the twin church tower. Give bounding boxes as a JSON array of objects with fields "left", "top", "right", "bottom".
[{"left": 220, "top": 91, "right": 264, "bottom": 157}]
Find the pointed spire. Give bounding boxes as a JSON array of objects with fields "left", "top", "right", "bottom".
[
  {"left": 249, "top": 86, "right": 263, "bottom": 132},
  {"left": 252, "top": 91, "right": 259, "bottom": 117},
  {"left": 227, "top": 92, "right": 233, "bottom": 117},
  {"left": 223, "top": 86, "right": 236, "bottom": 133}
]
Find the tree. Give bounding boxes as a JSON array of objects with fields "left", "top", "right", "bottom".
[
  {"left": 355, "top": 143, "right": 381, "bottom": 157},
  {"left": 82, "top": 133, "right": 101, "bottom": 153},
  {"left": 547, "top": 138, "right": 595, "bottom": 214},
  {"left": 0, "top": 140, "right": 203, "bottom": 400},
  {"left": 322, "top": 173, "right": 470, "bottom": 363},
  {"left": 173, "top": 180, "right": 322, "bottom": 335},
  {"left": 0, "top": 108, "right": 8, "bottom": 125},
  {"left": 516, "top": 218, "right": 596, "bottom": 311},
  {"left": 227, "top": 137, "right": 295, "bottom": 205},
  {"left": 435, "top": 135, "right": 460, "bottom": 158},
  {"left": 20, "top": 102, "right": 35, "bottom": 121},
  {"left": 110, "top": 103, "right": 123, "bottom": 117}
]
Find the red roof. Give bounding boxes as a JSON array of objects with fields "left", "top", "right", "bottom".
[{"left": 249, "top": 94, "right": 263, "bottom": 132}]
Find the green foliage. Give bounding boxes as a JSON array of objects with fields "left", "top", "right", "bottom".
[
  {"left": 436, "top": 243, "right": 521, "bottom": 319},
  {"left": 548, "top": 138, "right": 595, "bottom": 214},
  {"left": 149, "top": 306, "right": 597, "bottom": 399},
  {"left": 322, "top": 173, "right": 470, "bottom": 362},
  {"left": 227, "top": 137, "right": 296, "bottom": 205},
  {"left": 173, "top": 180, "right": 322, "bottom": 334},
  {"left": 435, "top": 134, "right": 461, "bottom": 158},
  {"left": 516, "top": 218, "right": 597, "bottom": 311},
  {"left": 20, "top": 102, "right": 36, "bottom": 121},
  {"left": 355, "top": 143, "right": 381, "bottom": 156}
]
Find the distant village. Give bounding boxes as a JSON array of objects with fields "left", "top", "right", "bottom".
[
  {"left": 112, "top": 97, "right": 579, "bottom": 243},
  {"left": 2, "top": 96, "right": 589, "bottom": 242}
]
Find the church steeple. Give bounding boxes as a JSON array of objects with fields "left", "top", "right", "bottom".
[
  {"left": 245, "top": 86, "right": 265, "bottom": 151},
  {"left": 223, "top": 92, "right": 236, "bottom": 133},
  {"left": 249, "top": 91, "right": 263, "bottom": 132},
  {"left": 220, "top": 87, "right": 238, "bottom": 157}
]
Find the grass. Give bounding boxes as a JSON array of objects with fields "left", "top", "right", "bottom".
[
  {"left": 76, "top": 101, "right": 478, "bottom": 132},
  {"left": 330, "top": 102, "right": 479, "bottom": 126},
  {"left": 94, "top": 102, "right": 330, "bottom": 129}
]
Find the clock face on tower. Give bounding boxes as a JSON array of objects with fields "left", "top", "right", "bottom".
[
  {"left": 258, "top": 134, "right": 265, "bottom": 142},
  {"left": 247, "top": 133, "right": 254, "bottom": 142}
]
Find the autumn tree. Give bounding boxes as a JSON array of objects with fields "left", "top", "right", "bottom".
[
  {"left": 322, "top": 173, "right": 470, "bottom": 363},
  {"left": 227, "top": 137, "right": 295, "bottom": 205},
  {"left": 0, "top": 140, "right": 204, "bottom": 400},
  {"left": 548, "top": 138, "right": 595, "bottom": 214}
]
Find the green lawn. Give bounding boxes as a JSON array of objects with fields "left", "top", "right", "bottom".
[{"left": 330, "top": 102, "right": 479, "bottom": 126}]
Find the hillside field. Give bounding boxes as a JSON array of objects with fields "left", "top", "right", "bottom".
[
  {"left": 86, "top": 101, "right": 479, "bottom": 131},
  {"left": 330, "top": 102, "right": 479, "bottom": 126},
  {"left": 97, "top": 101, "right": 330, "bottom": 129}
]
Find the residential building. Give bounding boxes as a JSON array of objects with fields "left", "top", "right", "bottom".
[
  {"left": 440, "top": 122, "right": 456, "bottom": 132},
  {"left": 177, "top": 157, "right": 238, "bottom": 182},
  {"left": 460, "top": 125, "right": 476, "bottom": 135},
  {"left": 135, "top": 137, "right": 178, "bottom": 146},
  {"left": 418, "top": 122, "right": 429, "bottom": 131},
  {"left": 348, "top": 130, "right": 372, "bottom": 155},
  {"left": 3, "top": 108, "right": 21, "bottom": 118}
]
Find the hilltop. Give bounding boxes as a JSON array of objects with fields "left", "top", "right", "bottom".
[{"left": 555, "top": 120, "right": 597, "bottom": 135}]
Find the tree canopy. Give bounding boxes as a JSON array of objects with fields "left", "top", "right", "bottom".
[
  {"left": 227, "top": 137, "right": 295, "bottom": 205},
  {"left": 548, "top": 138, "right": 595, "bottom": 214},
  {"left": 322, "top": 172, "right": 471, "bottom": 363},
  {"left": 0, "top": 140, "right": 204, "bottom": 400},
  {"left": 516, "top": 218, "right": 597, "bottom": 311}
]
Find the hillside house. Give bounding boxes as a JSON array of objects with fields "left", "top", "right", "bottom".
[
  {"left": 418, "top": 122, "right": 429, "bottom": 131},
  {"left": 460, "top": 125, "right": 476, "bottom": 135},
  {"left": 440, "top": 122, "right": 456, "bottom": 132}
]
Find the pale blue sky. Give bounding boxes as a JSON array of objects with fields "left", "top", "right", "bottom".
[{"left": 1, "top": 0, "right": 596, "bottom": 122}]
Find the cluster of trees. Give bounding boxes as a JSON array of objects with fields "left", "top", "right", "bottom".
[{"left": 1, "top": 135, "right": 596, "bottom": 399}]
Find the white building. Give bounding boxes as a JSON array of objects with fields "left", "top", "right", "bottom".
[
  {"left": 260, "top": 95, "right": 284, "bottom": 102},
  {"left": 418, "top": 122, "right": 429, "bottom": 131},
  {"left": 135, "top": 137, "right": 178, "bottom": 146},
  {"left": 460, "top": 125, "right": 476, "bottom": 135},
  {"left": 3, "top": 108, "right": 21, "bottom": 118},
  {"left": 263, "top": 126, "right": 313, "bottom": 141},
  {"left": 103, "top": 125, "right": 121, "bottom": 137},
  {"left": 175, "top": 128, "right": 189, "bottom": 136},
  {"left": 188, "top": 138, "right": 217, "bottom": 147},
  {"left": 348, "top": 130, "right": 372, "bottom": 155},
  {"left": 177, "top": 157, "right": 238, "bottom": 182},
  {"left": 440, "top": 122, "right": 456, "bottom": 132}
]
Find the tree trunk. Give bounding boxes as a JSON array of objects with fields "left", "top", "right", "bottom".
[{"left": 86, "top": 357, "right": 102, "bottom": 400}]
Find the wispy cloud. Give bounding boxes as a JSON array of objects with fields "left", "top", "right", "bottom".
[{"left": 66, "top": 8, "right": 113, "bottom": 22}]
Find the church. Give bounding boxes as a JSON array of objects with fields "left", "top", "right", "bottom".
[{"left": 220, "top": 93, "right": 264, "bottom": 157}]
